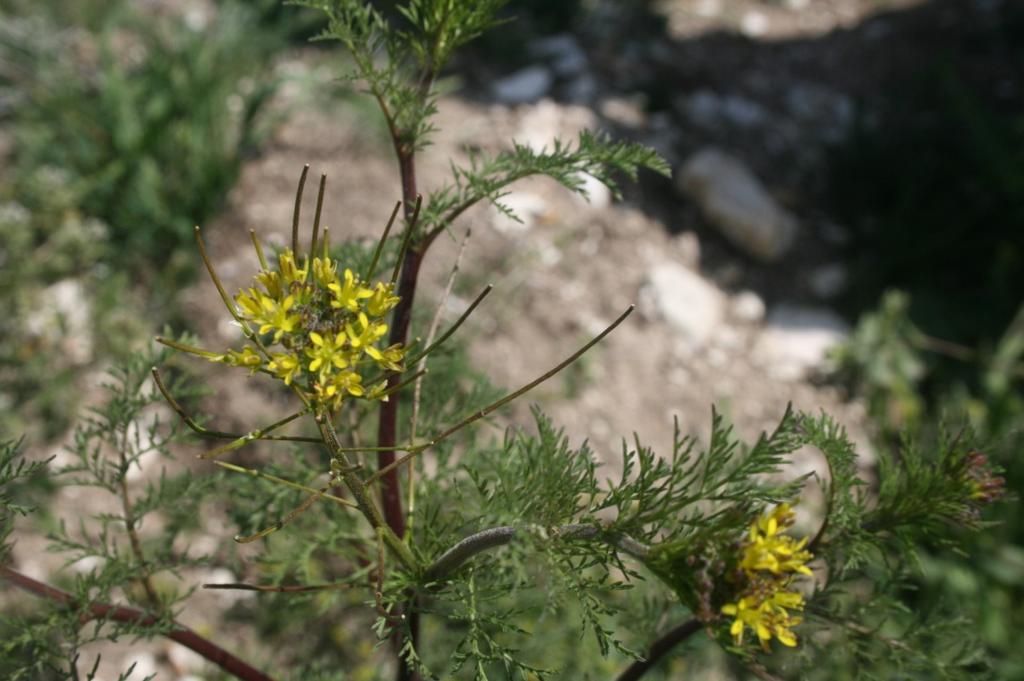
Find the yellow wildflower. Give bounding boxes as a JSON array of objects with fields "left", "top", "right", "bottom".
[
  {"left": 235, "top": 288, "right": 266, "bottom": 319},
  {"left": 721, "top": 590, "right": 804, "bottom": 649},
  {"left": 722, "top": 504, "right": 813, "bottom": 650},
  {"left": 278, "top": 249, "right": 308, "bottom": 287},
  {"left": 740, "top": 504, "right": 813, "bottom": 577},
  {"left": 267, "top": 352, "right": 302, "bottom": 385},
  {"left": 306, "top": 331, "right": 349, "bottom": 380},
  {"left": 333, "top": 370, "right": 364, "bottom": 397},
  {"left": 372, "top": 343, "right": 406, "bottom": 372},
  {"left": 210, "top": 228, "right": 406, "bottom": 412},
  {"left": 255, "top": 269, "right": 284, "bottom": 300},
  {"left": 235, "top": 289, "right": 301, "bottom": 343},
  {"left": 222, "top": 347, "right": 263, "bottom": 373},
  {"left": 314, "top": 370, "right": 364, "bottom": 409},
  {"left": 367, "top": 380, "right": 390, "bottom": 402},
  {"left": 346, "top": 312, "right": 388, "bottom": 357},
  {"left": 311, "top": 256, "right": 339, "bottom": 288},
  {"left": 329, "top": 268, "right": 373, "bottom": 312},
  {"left": 258, "top": 295, "right": 300, "bottom": 342},
  {"left": 366, "top": 282, "right": 400, "bottom": 316}
]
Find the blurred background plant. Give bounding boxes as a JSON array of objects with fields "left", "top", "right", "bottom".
[
  {"left": 1, "top": 0, "right": 285, "bottom": 272},
  {"left": 833, "top": 292, "right": 1024, "bottom": 679},
  {"left": 827, "top": 24, "right": 1024, "bottom": 675},
  {"left": 0, "top": 0, "right": 312, "bottom": 442}
]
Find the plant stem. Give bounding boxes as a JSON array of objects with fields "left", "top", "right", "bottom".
[
  {"left": 1, "top": 566, "right": 276, "bottom": 681},
  {"left": 116, "top": 464, "right": 159, "bottom": 606},
  {"left": 318, "top": 414, "right": 416, "bottom": 569},
  {"left": 615, "top": 619, "right": 702, "bottom": 681},
  {"left": 424, "top": 523, "right": 650, "bottom": 582},
  {"left": 378, "top": 145, "right": 447, "bottom": 540}
]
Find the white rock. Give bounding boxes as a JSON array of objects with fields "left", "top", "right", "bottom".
[
  {"left": 678, "top": 148, "right": 798, "bottom": 262},
  {"left": 640, "top": 263, "right": 726, "bottom": 352},
  {"left": 740, "top": 10, "right": 769, "bottom": 37},
  {"left": 490, "top": 191, "right": 549, "bottom": 233},
  {"left": 515, "top": 99, "right": 597, "bottom": 153},
  {"left": 72, "top": 555, "right": 104, "bottom": 575},
  {"left": 572, "top": 172, "right": 612, "bottom": 209},
  {"left": 24, "top": 279, "right": 94, "bottom": 365},
  {"left": 125, "top": 652, "right": 160, "bottom": 680},
  {"left": 492, "top": 66, "right": 553, "bottom": 104},
  {"left": 714, "top": 326, "right": 742, "bottom": 350},
  {"left": 808, "top": 263, "right": 848, "bottom": 299},
  {"left": 600, "top": 96, "right": 647, "bottom": 128},
  {"left": 755, "top": 305, "right": 850, "bottom": 380},
  {"left": 695, "top": 0, "right": 723, "bottom": 18},
  {"left": 168, "top": 644, "right": 207, "bottom": 674},
  {"left": 673, "top": 231, "right": 701, "bottom": 269},
  {"left": 732, "top": 290, "right": 766, "bottom": 323}
]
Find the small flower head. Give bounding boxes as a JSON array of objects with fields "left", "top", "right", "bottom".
[
  {"left": 329, "top": 268, "right": 374, "bottom": 312},
  {"left": 721, "top": 503, "right": 814, "bottom": 651},
  {"left": 222, "top": 347, "right": 263, "bottom": 374},
  {"left": 267, "top": 352, "right": 302, "bottom": 385},
  {"left": 347, "top": 312, "right": 388, "bottom": 355},
  {"left": 200, "top": 235, "right": 408, "bottom": 411},
  {"left": 305, "top": 331, "right": 349, "bottom": 380},
  {"left": 963, "top": 450, "right": 1005, "bottom": 505},
  {"left": 739, "top": 504, "right": 813, "bottom": 577},
  {"left": 366, "top": 282, "right": 400, "bottom": 316},
  {"left": 721, "top": 590, "right": 804, "bottom": 648}
]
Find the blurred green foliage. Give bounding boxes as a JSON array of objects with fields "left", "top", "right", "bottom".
[
  {"left": 2, "top": 0, "right": 285, "bottom": 271},
  {"left": 835, "top": 292, "right": 1024, "bottom": 679},
  {"left": 830, "top": 42, "right": 1024, "bottom": 676},
  {"left": 0, "top": 0, "right": 301, "bottom": 443},
  {"left": 0, "top": 169, "right": 147, "bottom": 441}
]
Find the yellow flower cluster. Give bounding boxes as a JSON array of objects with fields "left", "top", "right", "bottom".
[
  {"left": 216, "top": 245, "right": 405, "bottom": 411},
  {"left": 721, "top": 503, "right": 813, "bottom": 650}
]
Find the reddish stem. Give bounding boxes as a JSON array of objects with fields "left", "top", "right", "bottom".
[
  {"left": 377, "top": 145, "right": 428, "bottom": 681},
  {"left": 1, "top": 566, "right": 276, "bottom": 681},
  {"left": 377, "top": 150, "right": 422, "bottom": 539},
  {"left": 616, "top": 619, "right": 702, "bottom": 681}
]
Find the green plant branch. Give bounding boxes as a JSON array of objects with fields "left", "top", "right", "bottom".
[
  {"left": 408, "top": 227, "right": 473, "bottom": 531},
  {"left": 290, "top": 164, "right": 311, "bottom": 255},
  {"left": 151, "top": 368, "right": 320, "bottom": 443},
  {"left": 203, "top": 580, "right": 357, "bottom": 593},
  {"left": 318, "top": 414, "right": 417, "bottom": 569},
  {"left": 366, "top": 200, "right": 403, "bottom": 281},
  {"left": 210, "top": 460, "right": 357, "bottom": 509},
  {"left": 422, "top": 133, "right": 670, "bottom": 244},
  {"left": 1, "top": 566, "right": 276, "bottom": 681},
  {"left": 366, "top": 305, "right": 636, "bottom": 484},
  {"left": 423, "top": 523, "right": 651, "bottom": 582},
  {"left": 114, "top": 423, "right": 161, "bottom": 609},
  {"left": 197, "top": 408, "right": 312, "bottom": 461},
  {"left": 401, "top": 283, "right": 492, "bottom": 367},
  {"left": 309, "top": 172, "right": 327, "bottom": 263}
]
